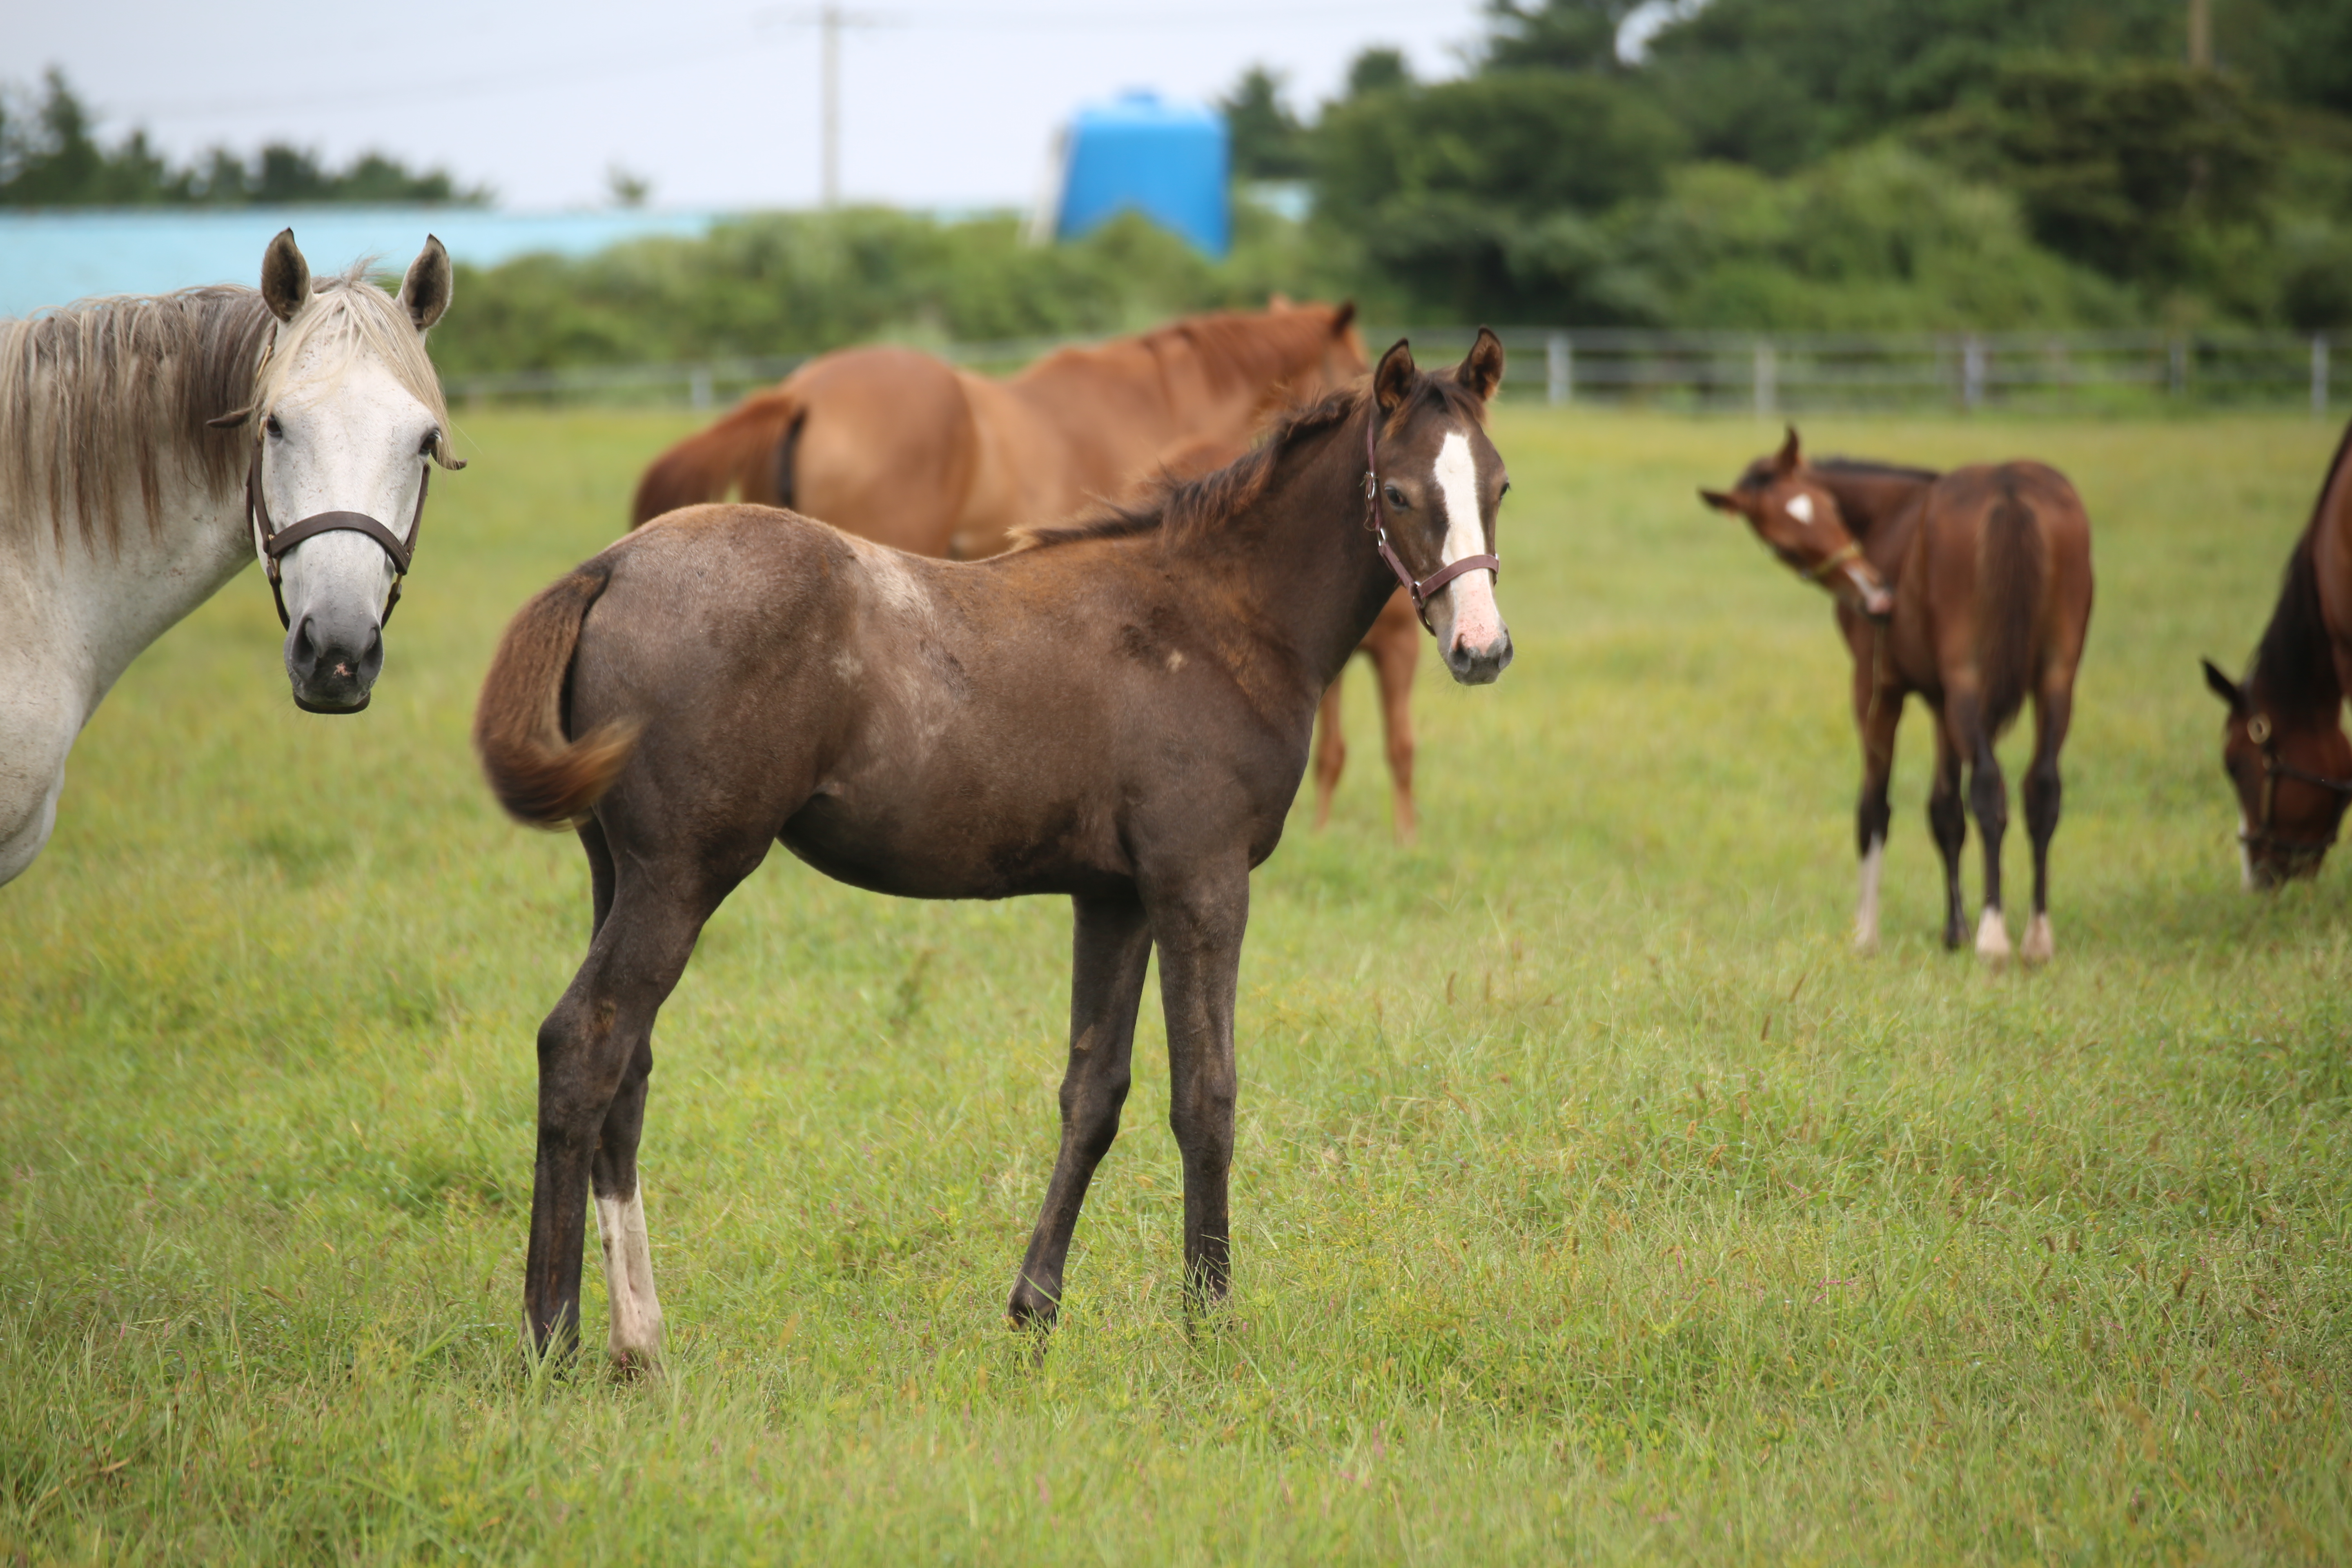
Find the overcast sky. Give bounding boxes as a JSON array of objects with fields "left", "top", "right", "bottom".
[{"left": 7, "top": 0, "right": 1494, "bottom": 212}]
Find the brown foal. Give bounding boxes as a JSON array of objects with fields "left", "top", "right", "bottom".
[
  {"left": 2202, "top": 419, "right": 2352, "bottom": 888},
  {"left": 474, "top": 334, "right": 1512, "bottom": 1363},
  {"left": 1703, "top": 429, "right": 2094, "bottom": 963}
]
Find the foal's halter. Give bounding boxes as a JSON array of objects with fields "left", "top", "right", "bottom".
[
  {"left": 2239, "top": 711, "right": 2352, "bottom": 870},
  {"left": 244, "top": 437, "right": 430, "bottom": 630},
  {"left": 1365, "top": 416, "right": 1499, "bottom": 635},
  {"left": 1805, "top": 539, "right": 1864, "bottom": 582}
]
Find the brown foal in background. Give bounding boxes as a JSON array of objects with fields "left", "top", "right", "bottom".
[
  {"left": 475, "top": 334, "right": 1512, "bottom": 1364},
  {"left": 1704, "top": 429, "right": 2094, "bottom": 964},
  {"left": 628, "top": 300, "right": 1368, "bottom": 558}
]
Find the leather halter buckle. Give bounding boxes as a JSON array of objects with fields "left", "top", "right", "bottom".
[
  {"left": 246, "top": 439, "right": 430, "bottom": 631},
  {"left": 1363, "top": 416, "right": 1499, "bottom": 635}
]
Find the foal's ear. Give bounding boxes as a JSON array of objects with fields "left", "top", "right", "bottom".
[
  {"left": 1773, "top": 425, "right": 1802, "bottom": 474},
  {"left": 2202, "top": 657, "right": 2249, "bottom": 715},
  {"left": 399, "top": 235, "right": 454, "bottom": 332},
  {"left": 260, "top": 228, "right": 311, "bottom": 324},
  {"left": 1699, "top": 487, "right": 1743, "bottom": 515},
  {"left": 1374, "top": 338, "right": 1417, "bottom": 413},
  {"left": 1331, "top": 299, "right": 1358, "bottom": 333},
  {"left": 1454, "top": 326, "right": 1505, "bottom": 402}
]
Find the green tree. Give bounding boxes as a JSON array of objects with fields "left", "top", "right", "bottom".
[
  {"left": 1221, "top": 66, "right": 1311, "bottom": 181},
  {"left": 1482, "top": 0, "right": 1642, "bottom": 74}
]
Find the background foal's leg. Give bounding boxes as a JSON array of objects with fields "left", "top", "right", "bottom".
[
  {"left": 525, "top": 849, "right": 756, "bottom": 1361},
  {"left": 1370, "top": 627, "right": 1420, "bottom": 844},
  {"left": 2020, "top": 679, "right": 2074, "bottom": 965},
  {"left": 1145, "top": 866, "right": 1249, "bottom": 1311},
  {"left": 1927, "top": 712, "right": 1969, "bottom": 950},
  {"left": 1959, "top": 696, "right": 2013, "bottom": 964},
  {"left": 1851, "top": 665, "right": 1901, "bottom": 953},
  {"left": 1008, "top": 893, "right": 1153, "bottom": 1328},
  {"left": 1311, "top": 677, "right": 1347, "bottom": 831}
]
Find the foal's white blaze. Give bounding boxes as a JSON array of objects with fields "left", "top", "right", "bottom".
[
  {"left": 1975, "top": 905, "right": 2012, "bottom": 964},
  {"left": 1431, "top": 430, "right": 1502, "bottom": 649},
  {"left": 1854, "top": 837, "right": 1885, "bottom": 953},
  {"left": 1786, "top": 493, "right": 1816, "bottom": 526},
  {"left": 595, "top": 1188, "right": 664, "bottom": 1365}
]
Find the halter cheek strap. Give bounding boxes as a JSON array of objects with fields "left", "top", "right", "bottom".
[
  {"left": 246, "top": 440, "right": 429, "bottom": 630},
  {"left": 1364, "top": 416, "right": 1500, "bottom": 635}
]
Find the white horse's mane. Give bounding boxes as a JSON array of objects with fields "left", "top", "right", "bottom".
[{"left": 0, "top": 262, "right": 451, "bottom": 552}]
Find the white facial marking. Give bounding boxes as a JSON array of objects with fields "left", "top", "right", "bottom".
[
  {"left": 1854, "top": 837, "right": 1885, "bottom": 953},
  {"left": 1844, "top": 561, "right": 1878, "bottom": 598},
  {"left": 1786, "top": 493, "right": 1815, "bottom": 526},
  {"left": 595, "top": 1188, "right": 664, "bottom": 1367},
  {"left": 1431, "top": 430, "right": 1502, "bottom": 650},
  {"left": 1166, "top": 649, "right": 1185, "bottom": 673}
]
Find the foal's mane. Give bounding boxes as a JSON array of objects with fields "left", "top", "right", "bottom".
[
  {"left": 0, "top": 261, "right": 450, "bottom": 551},
  {"left": 1014, "top": 371, "right": 1485, "bottom": 555},
  {"left": 2247, "top": 417, "right": 2352, "bottom": 718},
  {"left": 1733, "top": 455, "right": 1940, "bottom": 491}
]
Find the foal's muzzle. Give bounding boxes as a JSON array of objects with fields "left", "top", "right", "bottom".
[
  {"left": 286, "top": 609, "right": 384, "bottom": 713},
  {"left": 1446, "top": 627, "right": 1514, "bottom": 686}
]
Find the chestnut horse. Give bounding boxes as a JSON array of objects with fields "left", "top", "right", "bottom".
[
  {"left": 1703, "top": 430, "right": 2094, "bottom": 963},
  {"left": 628, "top": 301, "right": 1368, "bottom": 559},
  {"left": 475, "top": 334, "right": 1512, "bottom": 1363},
  {"left": 2201, "top": 419, "right": 2352, "bottom": 887}
]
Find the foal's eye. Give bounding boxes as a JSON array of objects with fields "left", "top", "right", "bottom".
[
  {"left": 1383, "top": 484, "right": 1408, "bottom": 508},
  {"left": 264, "top": 414, "right": 284, "bottom": 439}
]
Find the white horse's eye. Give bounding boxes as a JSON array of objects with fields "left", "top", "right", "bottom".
[
  {"left": 264, "top": 413, "right": 285, "bottom": 439},
  {"left": 419, "top": 429, "right": 440, "bottom": 457}
]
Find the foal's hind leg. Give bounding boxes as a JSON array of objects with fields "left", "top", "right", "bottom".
[
  {"left": 2020, "top": 682, "right": 2074, "bottom": 965},
  {"left": 1955, "top": 696, "right": 2013, "bottom": 964},
  {"left": 1145, "top": 861, "right": 1250, "bottom": 1311},
  {"left": 1851, "top": 663, "right": 1902, "bottom": 953},
  {"left": 1008, "top": 893, "right": 1154, "bottom": 1329},
  {"left": 525, "top": 842, "right": 764, "bottom": 1361},
  {"left": 1927, "top": 712, "right": 1969, "bottom": 950},
  {"left": 571, "top": 818, "right": 662, "bottom": 1365}
]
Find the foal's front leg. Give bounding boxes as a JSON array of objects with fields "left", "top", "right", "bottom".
[
  {"left": 1145, "top": 864, "right": 1250, "bottom": 1310},
  {"left": 1008, "top": 893, "right": 1154, "bottom": 1328},
  {"left": 1850, "top": 655, "right": 1902, "bottom": 953}
]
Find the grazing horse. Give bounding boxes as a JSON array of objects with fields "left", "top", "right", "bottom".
[
  {"left": 627, "top": 300, "right": 1368, "bottom": 558},
  {"left": 1702, "top": 430, "right": 2094, "bottom": 963},
  {"left": 475, "top": 334, "right": 1512, "bottom": 1363},
  {"left": 2201, "top": 419, "right": 2352, "bottom": 888},
  {"left": 0, "top": 230, "right": 459, "bottom": 886}
]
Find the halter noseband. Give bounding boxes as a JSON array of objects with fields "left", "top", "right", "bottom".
[
  {"left": 1364, "top": 415, "right": 1499, "bottom": 634},
  {"left": 245, "top": 438, "right": 430, "bottom": 630},
  {"left": 1805, "top": 539, "right": 1864, "bottom": 581},
  {"left": 2240, "top": 711, "right": 2352, "bottom": 869}
]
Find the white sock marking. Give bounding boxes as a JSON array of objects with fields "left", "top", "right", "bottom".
[
  {"left": 595, "top": 1188, "right": 664, "bottom": 1366},
  {"left": 1975, "top": 906, "right": 2011, "bottom": 964},
  {"left": 2021, "top": 912, "right": 2054, "bottom": 964},
  {"left": 1854, "top": 837, "right": 1884, "bottom": 952},
  {"left": 1431, "top": 430, "right": 1501, "bottom": 649}
]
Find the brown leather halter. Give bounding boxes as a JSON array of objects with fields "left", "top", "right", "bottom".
[
  {"left": 2241, "top": 710, "right": 2352, "bottom": 870},
  {"left": 1805, "top": 539, "right": 1864, "bottom": 581},
  {"left": 1365, "top": 414, "right": 1499, "bottom": 635},
  {"left": 246, "top": 439, "right": 429, "bottom": 630}
]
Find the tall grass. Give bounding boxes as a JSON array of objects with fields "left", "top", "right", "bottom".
[{"left": 2, "top": 408, "right": 2347, "bottom": 1562}]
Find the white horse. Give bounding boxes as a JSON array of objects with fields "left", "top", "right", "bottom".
[{"left": 0, "top": 229, "right": 459, "bottom": 886}]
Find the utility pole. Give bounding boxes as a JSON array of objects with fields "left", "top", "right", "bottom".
[
  {"left": 821, "top": 4, "right": 842, "bottom": 207},
  {"left": 2188, "top": 0, "right": 2212, "bottom": 71}
]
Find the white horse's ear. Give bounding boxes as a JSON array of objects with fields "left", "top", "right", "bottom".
[
  {"left": 261, "top": 229, "right": 311, "bottom": 323},
  {"left": 1454, "top": 326, "right": 1504, "bottom": 402},
  {"left": 399, "top": 235, "right": 453, "bottom": 332},
  {"left": 1374, "top": 338, "right": 1416, "bottom": 414}
]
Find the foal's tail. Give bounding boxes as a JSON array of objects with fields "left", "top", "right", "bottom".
[
  {"left": 1976, "top": 476, "right": 2045, "bottom": 738},
  {"left": 628, "top": 389, "right": 806, "bottom": 526},
  {"left": 474, "top": 560, "right": 639, "bottom": 829}
]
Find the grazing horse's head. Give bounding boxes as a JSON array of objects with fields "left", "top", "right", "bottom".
[
  {"left": 2201, "top": 659, "right": 2352, "bottom": 889},
  {"left": 242, "top": 229, "right": 459, "bottom": 713},
  {"left": 1702, "top": 427, "right": 1895, "bottom": 621},
  {"left": 1368, "top": 331, "right": 1512, "bottom": 684}
]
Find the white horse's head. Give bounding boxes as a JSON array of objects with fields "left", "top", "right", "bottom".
[{"left": 246, "top": 230, "right": 459, "bottom": 713}]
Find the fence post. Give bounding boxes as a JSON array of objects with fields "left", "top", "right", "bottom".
[
  {"left": 1962, "top": 335, "right": 1985, "bottom": 412},
  {"left": 2168, "top": 338, "right": 2187, "bottom": 398},
  {"left": 689, "top": 366, "right": 714, "bottom": 411},
  {"left": 1547, "top": 333, "right": 1572, "bottom": 407},
  {"left": 2314, "top": 336, "right": 2330, "bottom": 419},
  {"left": 1753, "top": 339, "right": 1777, "bottom": 419}
]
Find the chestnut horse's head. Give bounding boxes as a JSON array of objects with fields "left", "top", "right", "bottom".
[
  {"left": 1702, "top": 427, "right": 1894, "bottom": 621},
  {"left": 1369, "top": 331, "right": 1512, "bottom": 684},
  {"left": 2201, "top": 658, "right": 2352, "bottom": 889}
]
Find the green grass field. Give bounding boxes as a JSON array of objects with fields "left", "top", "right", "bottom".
[{"left": 4, "top": 405, "right": 2349, "bottom": 1564}]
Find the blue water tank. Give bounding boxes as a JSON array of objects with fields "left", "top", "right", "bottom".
[{"left": 1054, "top": 91, "right": 1229, "bottom": 258}]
